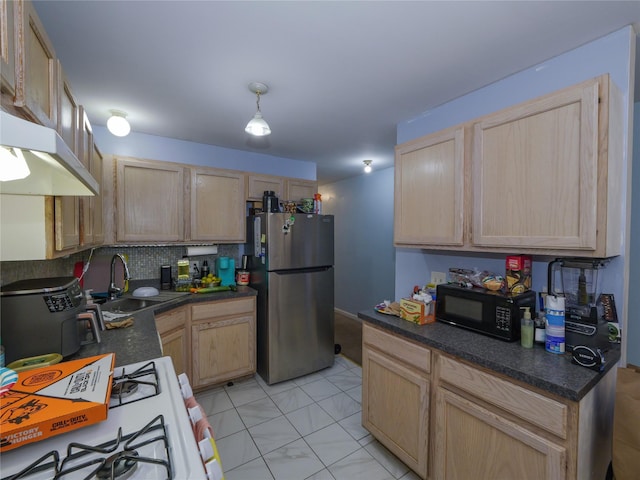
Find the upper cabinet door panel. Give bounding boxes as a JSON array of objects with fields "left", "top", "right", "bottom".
[
  {"left": 394, "top": 125, "right": 465, "bottom": 246},
  {"left": 472, "top": 79, "right": 599, "bottom": 250},
  {"left": 116, "top": 158, "right": 185, "bottom": 242},
  {"left": 286, "top": 179, "right": 317, "bottom": 202},
  {"left": 57, "top": 61, "right": 78, "bottom": 155},
  {"left": 247, "top": 174, "right": 284, "bottom": 201},
  {"left": 191, "top": 168, "right": 245, "bottom": 242},
  {"left": 14, "top": 0, "right": 57, "bottom": 128}
]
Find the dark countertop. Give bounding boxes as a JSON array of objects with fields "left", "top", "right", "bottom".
[
  {"left": 71, "top": 286, "right": 257, "bottom": 367},
  {"left": 358, "top": 309, "right": 620, "bottom": 402}
]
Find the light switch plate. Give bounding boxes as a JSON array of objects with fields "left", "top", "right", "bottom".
[{"left": 431, "top": 271, "right": 446, "bottom": 285}]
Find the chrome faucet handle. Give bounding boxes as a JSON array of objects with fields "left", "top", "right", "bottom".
[{"left": 109, "top": 253, "right": 131, "bottom": 299}]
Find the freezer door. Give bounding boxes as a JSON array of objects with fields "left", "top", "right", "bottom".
[
  {"left": 265, "top": 214, "right": 334, "bottom": 270},
  {"left": 262, "top": 267, "right": 334, "bottom": 384}
]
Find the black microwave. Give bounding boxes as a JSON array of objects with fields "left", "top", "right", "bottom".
[{"left": 435, "top": 284, "right": 536, "bottom": 342}]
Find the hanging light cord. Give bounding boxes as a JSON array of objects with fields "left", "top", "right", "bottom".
[{"left": 255, "top": 92, "right": 262, "bottom": 113}]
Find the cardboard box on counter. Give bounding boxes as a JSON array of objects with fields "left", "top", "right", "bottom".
[
  {"left": 506, "top": 255, "right": 532, "bottom": 294},
  {"left": 0, "top": 353, "right": 115, "bottom": 452},
  {"left": 400, "top": 298, "right": 435, "bottom": 325}
]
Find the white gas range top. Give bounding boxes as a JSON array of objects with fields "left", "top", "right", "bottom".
[{"left": 1, "top": 357, "right": 206, "bottom": 480}]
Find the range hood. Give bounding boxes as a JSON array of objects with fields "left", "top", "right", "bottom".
[{"left": 0, "top": 111, "right": 98, "bottom": 196}]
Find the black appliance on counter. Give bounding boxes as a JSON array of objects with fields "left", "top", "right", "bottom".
[
  {"left": 547, "top": 258, "right": 611, "bottom": 351},
  {"left": 0, "top": 276, "right": 100, "bottom": 364},
  {"left": 436, "top": 283, "right": 536, "bottom": 342}
]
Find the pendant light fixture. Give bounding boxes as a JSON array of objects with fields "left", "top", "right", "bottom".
[
  {"left": 107, "top": 110, "right": 131, "bottom": 137},
  {"left": 363, "top": 160, "right": 372, "bottom": 173},
  {"left": 245, "top": 82, "right": 271, "bottom": 136}
]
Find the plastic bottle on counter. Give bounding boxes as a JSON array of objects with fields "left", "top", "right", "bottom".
[
  {"left": 520, "top": 307, "right": 534, "bottom": 348},
  {"left": 545, "top": 295, "right": 565, "bottom": 354},
  {"left": 534, "top": 311, "right": 546, "bottom": 345},
  {"left": 200, "top": 260, "right": 210, "bottom": 279}
]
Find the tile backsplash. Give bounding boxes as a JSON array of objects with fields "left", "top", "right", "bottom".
[{"left": 0, "top": 245, "right": 240, "bottom": 287}]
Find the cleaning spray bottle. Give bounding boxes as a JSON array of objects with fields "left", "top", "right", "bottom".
[{"left": 545, "top": 295, "right": 565, "bottom": 354}]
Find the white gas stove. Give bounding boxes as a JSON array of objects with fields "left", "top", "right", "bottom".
[{"left": 1, "top": 357, "right": 208, "bottom": 480}]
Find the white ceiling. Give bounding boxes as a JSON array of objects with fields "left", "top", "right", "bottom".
[{"left": 33, "top": 1, "right": 640, "bottom": 185}]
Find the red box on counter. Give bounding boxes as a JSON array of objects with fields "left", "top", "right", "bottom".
[
  {"left": 0, "top": 353, "right": 115, "bottom": 452},
  {"left": 506, "top": 255, "right": 532, "bottom": 294}
]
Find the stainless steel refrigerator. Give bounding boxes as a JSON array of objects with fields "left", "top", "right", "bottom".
[{"left": 247, "top": 213, "right": 334, "bottom": 384}]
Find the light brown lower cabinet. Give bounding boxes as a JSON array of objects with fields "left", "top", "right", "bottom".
[
  {"left": 434, "top": 388, "right": 566, "bottom": 480},
  {"left": 154, "top": 305, "right": 190, "bottom": 380},
  {"left": 190, "top": 297, "right": 256, "bottom": 388},
  {"left": 362, "top": 324, "right": 430, "bottom": 478},
  {"left": 361, "top": 324, "right": 616, "bottom": 480}
]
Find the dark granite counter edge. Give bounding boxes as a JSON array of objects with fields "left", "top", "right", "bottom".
[
  {"left": 72, "top": 287, "right": 257, "bottom": 367},
  {"left": 358, "top": 309, "right": 620, "bottom": 402}
]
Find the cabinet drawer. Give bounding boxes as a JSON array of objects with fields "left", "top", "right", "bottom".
[
  {"left": 363, "top": 324, "right": 430, "bottom": 373},
  {"left": 191, "top": 297, "right": 255, "bottom": 322},
  {"left": 439, "top": 355, "right": 568, "bottom": 439},
  {"left": 155, "top": 306, "right": 188, "bottom": 335}
]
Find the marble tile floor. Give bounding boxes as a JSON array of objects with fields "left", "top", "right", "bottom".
[{"left": 194, "top": 355, "right": 420, "bottom": 480}]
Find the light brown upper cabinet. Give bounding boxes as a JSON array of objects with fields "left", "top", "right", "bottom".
[
  {"left": 13, "top": 0, "right": 57, "bottom": 128},
  {"left": 116, "top": 157, "right": 185, "bottom": 242},
  {"left": 0, "top": 0, "right": 17, "bottom": 95},
  {"left": 79, "top": 107, "right": 104, "bottom": 246},
  {"left": 246, "top": 174, "right": 284, "bottom": 201},
  {"left": 90, "top": 142, "right": 105, "bottom": 246},
  {"left": 394, "top": 74, "right": 622, "bottom": 257},
  {"left": 285, "top": 178, "right": 317, "bottom": 202},
  {"left": 471, "top": 74, "right": 622, "bottom": 257},
  {"left": 53, "top": 63, "right": 80, "bottom": 252},
  {"left": 190, "top": 167, "right": 245, "bottom": 242},
  {"left": 394, "top": 125, "right": 465, "bottom": 247}
]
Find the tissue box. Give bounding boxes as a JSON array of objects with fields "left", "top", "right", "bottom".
[
  {"left": 0, "top": 353, "right": 115, "bottom": 452},
  {"left": 506, "top": 255, "right": 532, "bottom": 294},
  {"left": 400, "top": 298, "right": 435, "bottom": 325}
]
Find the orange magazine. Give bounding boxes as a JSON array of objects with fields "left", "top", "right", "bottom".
[{"left": 0, "top": 353, "right": 115, "bottom": 452}]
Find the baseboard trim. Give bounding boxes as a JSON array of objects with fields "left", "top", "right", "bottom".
[{"left": 334, "top": 308, "right": 361, "bottom": 322}]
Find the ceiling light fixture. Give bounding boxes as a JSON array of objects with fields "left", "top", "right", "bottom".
[
  {"left": 107, "top": 110, "right": 131, "bottom": 137},
  {"left": 245, "top": 82, "right": 271, "bottom": 136},
  {"left": 363, "top": 160, "right": 372, "bottom": 173}
]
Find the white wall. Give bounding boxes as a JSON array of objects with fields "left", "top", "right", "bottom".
[
  {"left": 396, "top": 27, "right": 635, "bottom": 362},
  {"left": 93, "top": 126, "right": 316, "bottom": 180}
]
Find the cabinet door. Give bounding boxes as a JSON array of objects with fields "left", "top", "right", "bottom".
[
  {"left": 161, "top": 328, "right": 189, "bottom": 377},
  {"left": 191, "top": 167, "right": 245, "bottom": 242},
  {"left": 91, "top": 143, "right": 104, "bottom": 245},
  {"left": 14, "top": 0, "right": 57, "bottom": 128},
  {"left": 78, "top": 108, "right": 95, "bottom": 245},
  {"left": 285, "top": 179, "right": 316, "bottom": 202},
  {"left": 1, "top": 0, "right": 17, "bottom": 94},
  {"left": 434, "top": 388, "right": 566, "bottom": 480},
  {"left": 247, "top": 174, "right": 284, "bottom": 201},
  {"left": 394, "top": 125, "right": 465, "bottom": 246},
  {"left": 52, "top": 64, "right": 80, "bottom": 252},
  {"left": 156, "top": 306, "right": 190, "bottom": 379},
  {"left": 471, "top": 79, "right": 599, "bottom": 250},
  {"left": 362, "top": 344, "right": 429, "bottom": 478},
  {"left": 116, "top": 157, "right": 184, "bottom": 242},
  {"left": 191, "top": 313, "right": 256, "bottom": 388}
]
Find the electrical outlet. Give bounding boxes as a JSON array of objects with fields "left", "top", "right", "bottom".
[
  {"left": 431, "top": 271, "right": 446, "bottom": 285},
  {"left": 190, "top": 260, "right": 200, "bottom": 277}
]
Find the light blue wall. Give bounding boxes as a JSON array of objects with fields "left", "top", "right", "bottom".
[
  {"left": 396, "top": 27, "right": 635, "bottom": 363},
  {"left": 320, "top": 167, "right": 395, "bottom": 315},
  {"left": 93, "top": 126, "right": 316, "bottom": 180},
  {"left": 628, "top": 101, "right": 640, "bottom": 366}
]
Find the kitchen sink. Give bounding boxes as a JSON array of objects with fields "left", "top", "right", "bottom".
[
  {"left": 97, "top": 291, "right": 188, "bottom": 314},
  {"left": 100, "top": 297, "right": 165, "bottom": 313}
]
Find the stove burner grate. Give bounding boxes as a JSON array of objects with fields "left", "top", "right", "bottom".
[
  {"left": 110, "top": 361, "right": 160, "bottom": 408},
  {"left": 0, "top": 415, "right": 173, "bottom": 480}
]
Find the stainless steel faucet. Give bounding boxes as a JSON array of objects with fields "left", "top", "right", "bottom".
[{"left": 108, "top": 253, "right": 131, "bottom": 300}]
